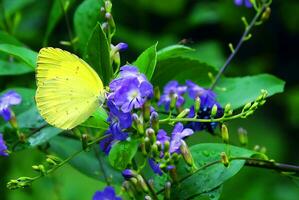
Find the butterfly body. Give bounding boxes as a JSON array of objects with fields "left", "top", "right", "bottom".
[{"left": 35, "top": 48, "right": 104, "bottom": 130}]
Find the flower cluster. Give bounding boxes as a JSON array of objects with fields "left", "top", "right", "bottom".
[
  {"left": 234, "top": 0, "right": 252, "bottom": 8},
  {"left": 148, "top": 123, "right": 194, "bottom": 175},
  {"left": 100, "top": 65, "right": 153, "bottom": 154},
  {"left": 0, "top": 90, "right": 22, "bottom": 121}
]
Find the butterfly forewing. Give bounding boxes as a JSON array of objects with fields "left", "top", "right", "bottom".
[{"left": 35, "top": 48, "right": 104, "bottom": 129}]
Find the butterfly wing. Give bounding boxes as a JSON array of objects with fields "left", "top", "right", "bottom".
[{"left": 35, "top": 48, "right": 104, "bottom": 130}]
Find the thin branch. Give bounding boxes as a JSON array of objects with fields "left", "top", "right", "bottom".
[{"left": 209, "top": 4, "right": 267, "bottom": 90}]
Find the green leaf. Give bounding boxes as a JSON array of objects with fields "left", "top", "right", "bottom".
[
  {"left": 80, "top": 107, "right": 109, "bottom": 130},
  {"left": 74, "top": 0, "right": 104, "bottom": 54},
  {"left": 215, "top": 74, "right": 285, "bottom": 109},
  {"left": 0, "top": 31, "right": 23, "bottom": 46},
  {"left": 152, "top": 57, "right": 217, "bottom": 88},
  {"left": 84, "top": 23, "right": 112, "bottom": 85},
  {"left": 172, "top": 143, "right": 260, "bottom": 199},
  {"left": 44, "top": 0, "right": 76, "bottom": 45},
  {"left": 28, "top": 126, "right": 62, "bottom": 147},
  {"left": 0, "top": 44, "right": 37, "bottom": 68},
  {"left": 108, "top": 139, "right": 139, "bottom": 170},
  {"left": 134, "top": 43, "right": 158, "bottom": 80},
  {"left": 157, "top": 44, "right": 194, "bottom": 61},
  {"left": 49, "top": 136, "right": 122, "bottom": 183},
  {"left": 0, "top": 60, "right": 34, "bottom": 76}
]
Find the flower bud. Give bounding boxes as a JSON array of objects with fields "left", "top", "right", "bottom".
[
  {"left": 46, "top": 158, "right": 57, "bottom": 166},
  {"left": 253, "top": 145, "right": 260, "bottom": 151},
  {"left": 164, "top": 182, "right": 171, "bottom": 200},
  {"left": 144, "top": 137, "right": 151, "bottom": 153},
  {"left": 224, "top": 104, "right": 232, "bottom": 116},
  {"left": 220, "top": 152, "right": 229, "bottom": 167},
  {"left": 154, "top": 87, "right": 160, "bottom": 101},
  {"left": 151, "top": 144, "right": 159, "bottom": 158},
  {"left": 122, "top": 181, "right": 135, "bottom": 199},
  {"left": 221, "top": 124, "right": 229, "bottom": 144},
  {"left": 122, "top": 169, "right": 138, "bottom": 180},
  {"left": 104, "top": 0, "right": 112, "bottom": 12},
  {"left": 145, "top": 195, "right": 152, "bottom": 200},
  {"left": 171, "top": 153, "right": 180, "bottom": 163},
  {"left": 136, "top": 175, "right": 149, "bottom": 193},
  {"left": 170, "top": 94, "right": 178, "bottom": 110},
  {"left": 146, "top": 128, "right": 156, "bottom": 144},
  {"left": 164, "top": 140, "right": 170, "bottom": 153},
  {"left": 143, "top": 101, "right": 151, "bottom": 122},
  {"left": 115, "top": 42, "right": 128, "bottom": 52},
  {"left": 176, "top": 108, "right": 190, "bottom": 119},
  {"left": 194, "top": 97, "right": 201, "bottom": 113},
  {"left": 250, "top": 102, "right": 259, "bottom": 110},
  {"left": 150, "top": 111, "right": 159, "bottom": 132},
  {"left": 242, "top": 102, "right": 252, "bottom": 112},
  {"left": 140, "top": 138, "right": 147, "bottom": 155},
  {"left": 238, "top": 127, "right": 248, "bottom": 146},
  {"left": 211, "top": 104, "right": 218, "bottom": 118},
  {"left": 100, "top": 6, "right": 106, "bottom": 14},
  {"left": 261, "top": 7, "right": 271, "bottom": 22},
  {"left": 129, "top": 177, "right": 142, "bottom": 192},
  {"left": 180, "top": 140, "right": 194, "bottom": 167},
  {"left": 105, "top": 12, "right": 112, "bottom": 20},
  {"left": 46, "top": 155, "right": 62, "bottom": 164}
]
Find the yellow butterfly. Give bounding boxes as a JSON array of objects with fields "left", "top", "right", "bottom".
[{"left": 35, "top": 48, "right": 105, "bottom": 130}]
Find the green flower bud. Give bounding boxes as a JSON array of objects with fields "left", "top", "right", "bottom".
[
  {"left": 261, "top": 7, "right": 271, "bottom": 22},
  {"left": 238, "top": 127, "right": 248, "bottom": 146},
  {"left": 211, "top": 104, "right": 218, "bottom": 118},
  {"left": 143, "top": 101, "right": 151, "bottom": 122},
  {"left": 220, "top": 152, "right": 229, "bottom": 167},
  {"left": 242, "top": 102, "right": 252, "bottom": 112},
  {"left": 221, "top": 124, "right": 229, "bottom": 144},
  {"left": 194, "top": 97, "right": 201, "bottom": 113},
  {"left": 145, "top": 195, "right": 152, "bottom": 200},
  {"left": 170, "top": 94, "right": 178, "bottom": 110},
  {"left": 154, "top": 87, "right": 160, "bottom": 101},
  {"left": 176, "top": 108, "right": 190, "bottom": 119},
  {"left": 164, "top": 140, "right": 170, "bottom": 153},
  {"left": 146, "top": 128, "right": 156, "bottom": 144},
  {"left": 136, "top": 175, "right": 149, "bottom": 193},
  {"left": 122, "top": 181, "right": 135, "bottom": 199},
  {"left": 144, "top": 137, "right": 151, "bottom": 153},
  {"left": 104, "top": 1, "right": 112, "bottom": 12},
  {"left": 180, "top": 140, "right": 194, "bottom": 167},
  {"left": 164, "top": 182, "right": 171, "bottom": 200},
  {"left": 151, "top": 144, "right": 159, "bottom": 158}
]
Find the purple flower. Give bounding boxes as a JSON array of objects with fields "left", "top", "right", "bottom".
[
  {"left": 148, "top": 158, "right": 163, "bottom": 176},
  {"left": 113, "top": 78, "right": 153, "bottom": 113},
  {"left": 186, "top": 80, "right": 223, "bottom": 132},
  {"left": 234, "top": 0, "right": 252, "bottom": 8},
  {"left": 93, "top": 186, "right": 122, "bottom": 200},
  {"left": 122, "top": 169, "right": 137, "bottom": 180},
  {"left": 158, "top": 81, "right": 187, "bottom": 111},
  {"left": 169, "top": 123, "right": 193, "bottom": 154},
  {"left": 157, "top": 129, "right": 170, "bottom": 150},
  {"left": 107, "top": 101, "right": 131, "bottom": 140},
  {"left": 115, "top": 43, "right": 128, "bottom": 52},
  {"left": 0, "top": 90, "right": 22, "bottom": 121},
  {"left": 186, "top": 80, "right": 218, "bottom": 108},
  {"left": 108, "top": 66, "right": 153, "bottom": 113},
  {"left": 0, "top": 133, "right": 8, "bottom": 156}
]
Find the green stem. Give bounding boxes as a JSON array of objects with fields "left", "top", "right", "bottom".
[
  {"left": 159, "top": 111, "right": 246, "bottom": 124},
  {"left": 28, "top": 134, "right": 111, "bottom": 184},
  {"left": 209, "top": 3, "right": 267, "bottom": 90},
  {"left": 58, "top": 0, "right": 74, "bottom": 50}
]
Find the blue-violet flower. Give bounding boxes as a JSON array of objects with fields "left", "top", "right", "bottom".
[
  {"left": 158, "top": 81, "right": 187, "bottom": 111},
  {"left": 93, "top": 186, "right": 122, "bottom": 200},
  {"left": 0, "top": 90, "right": 21, "bottom": 121}
]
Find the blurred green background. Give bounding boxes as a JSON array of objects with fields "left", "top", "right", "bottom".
[{"left": 1, "top": 0, "right": 299, "bottom": 199}]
